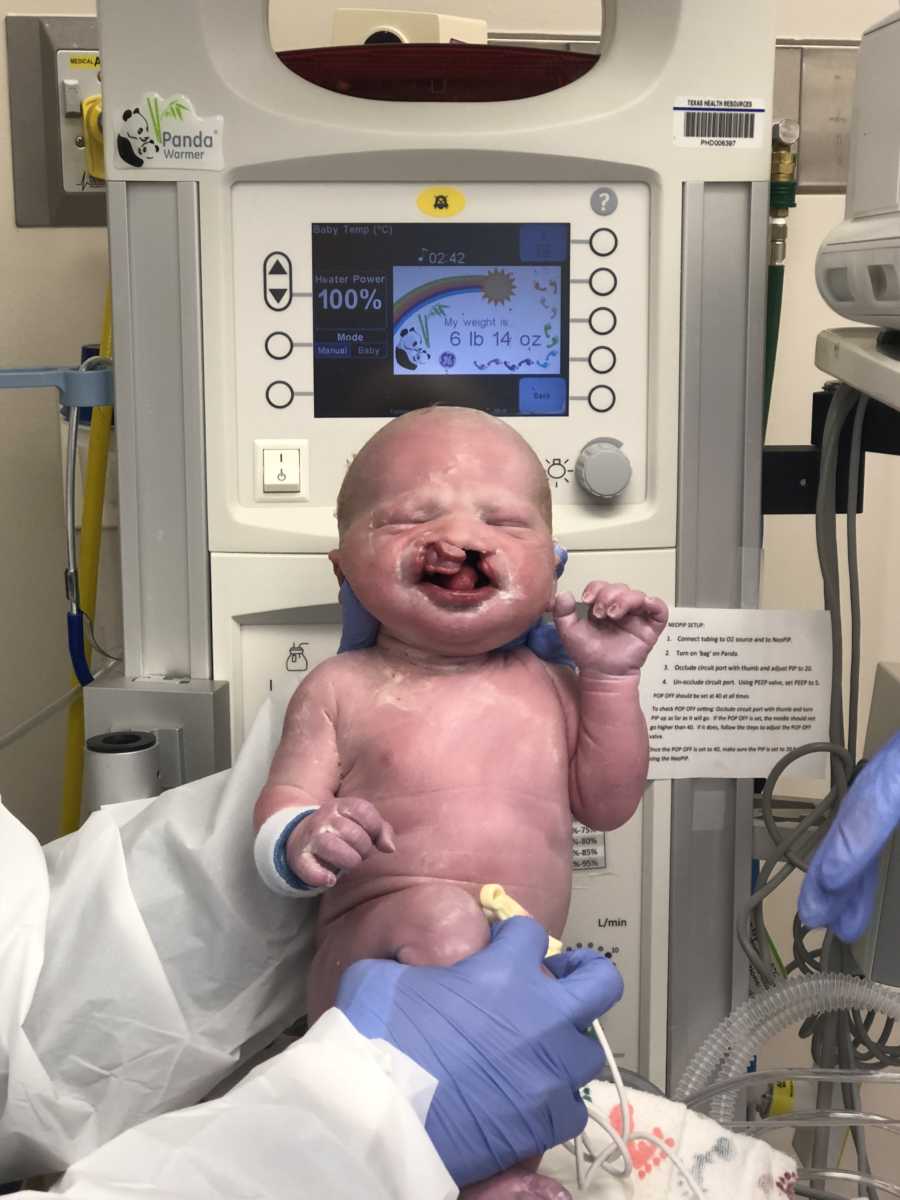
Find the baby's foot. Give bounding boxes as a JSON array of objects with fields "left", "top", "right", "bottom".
[{"left": 461, "top": 1167, "right": 571, "bottom": 1200}]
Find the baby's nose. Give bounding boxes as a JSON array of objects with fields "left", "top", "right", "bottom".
[{"left": 428, "top": 512, "right": 490, "bottom": 552}]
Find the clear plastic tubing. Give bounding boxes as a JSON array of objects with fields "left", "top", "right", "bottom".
[{"left": 674, "top": 973, "right": 900, "bottom": 1125}]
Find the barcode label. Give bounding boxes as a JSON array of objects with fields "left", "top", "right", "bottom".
[
  {"left": 674, "top": 96, "right": 765, "bottom": 148},
  {"left": 683, "top": 110, "right": 755, "bottom": 140}
]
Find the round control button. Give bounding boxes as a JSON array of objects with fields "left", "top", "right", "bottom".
[
  {"left": 266, "top": 380, "right": 295, "bottom": 409},
  {"left": 589, "top": 307, "right": 617, "bottom": 335},
  {"left": 588, "top": 385, "right": 616, "bottom": 413},
  {"left": 590, "top": 228, "right": 618, "bottom": 256},
  {"left": 589, "top": 346, "right": 616, "bottom": 374},
  {"left": 265, "top": 331, "right": 294, "bottom": 360},
  {"left": 589, "top": 268, "right": 617, "bottom": 296},
  {"left": 575, "top": 438, "right": 632, "bottom": 500}
]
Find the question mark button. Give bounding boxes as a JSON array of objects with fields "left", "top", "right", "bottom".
[{"left": 590, "top": 187, "right": 619, "bottom": 217}]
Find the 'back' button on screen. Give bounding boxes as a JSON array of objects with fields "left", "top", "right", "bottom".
[{"left": 519, "top": 377, "right": 567, "bottom": 415}]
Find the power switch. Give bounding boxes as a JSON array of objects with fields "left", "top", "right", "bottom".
[{"left": 262, "top": 448, "right": 301, "bottom": 493}]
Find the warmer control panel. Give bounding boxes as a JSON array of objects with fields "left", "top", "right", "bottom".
[{"left": 229, "top": 182, "right": 652, "bottom": 544}]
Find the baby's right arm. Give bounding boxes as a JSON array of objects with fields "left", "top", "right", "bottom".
[{"left": 254, "top": 665, "right": 395, "bottom": 896}]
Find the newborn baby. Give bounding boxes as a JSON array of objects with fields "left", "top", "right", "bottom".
[{"left": 254, "top": 406, "right": 668, "bottom": 1199}]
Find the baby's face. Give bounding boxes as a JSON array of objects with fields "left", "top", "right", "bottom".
[{"left": 336, "top": 417, "right": 555, "bottom": 656}]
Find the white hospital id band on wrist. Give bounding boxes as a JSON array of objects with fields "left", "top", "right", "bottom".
[{"left": 254, "top": 806, "right": 322, "bottom": 897}]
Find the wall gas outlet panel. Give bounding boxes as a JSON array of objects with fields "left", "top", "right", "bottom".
[{"left": 6, "top": 16, "right": 105, "bottom": 227}]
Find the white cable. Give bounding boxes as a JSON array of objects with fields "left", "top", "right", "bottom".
[
  {"left": 584, "top": 1020, "right": 632, "bottom": 1181},
  {"left": 567, "top": 1019, "right": 704, "bottom": 1199},
  {"left": 84, "top": 613, "right": 123, "bottom": 663}
]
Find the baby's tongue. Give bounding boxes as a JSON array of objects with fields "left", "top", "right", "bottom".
[{"left": 439, "top": 564, "right": 479, "bottom": 591}]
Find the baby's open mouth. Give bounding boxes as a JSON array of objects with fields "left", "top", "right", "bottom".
[{"left": 420, "top": 549, "right": 494, "bottom": 594}]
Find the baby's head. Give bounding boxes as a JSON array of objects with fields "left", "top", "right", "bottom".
[
  {"left": 336, "top": 406, "right": 551, "bottom": 534},
  {"left": 332, "top": 406, "right": 556, "bottom": 656}
]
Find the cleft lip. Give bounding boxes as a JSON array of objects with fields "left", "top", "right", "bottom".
[
  {"left": 476, "top": 551, "right": 501, "bottom": 588},
  {"left": 461, "top": 548, "right": 490, "bottom": 587},
  {"left": 415, "top": 547, "right": 500, "bottom": 593},
  {"left": 409, "top": 541, "right": 503, "bottom": 592}
]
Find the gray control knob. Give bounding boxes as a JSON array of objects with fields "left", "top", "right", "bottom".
[{"left": 575, "top": 438, "right": 632, "bottom": 500}]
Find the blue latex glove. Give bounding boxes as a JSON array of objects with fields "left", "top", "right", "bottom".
[
  {"left": 337, "top": 544, "right": 575, "bottom": 669},
  {"left": 336, "top": 915, "right": 623, "bottom": 1187},
  {"left": 799, "top": 732, "right": 900, "bottom": 943}
]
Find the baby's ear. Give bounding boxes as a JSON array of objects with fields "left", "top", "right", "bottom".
[{"left": 328, "top": 549, "right": 345, "bottom": 584}]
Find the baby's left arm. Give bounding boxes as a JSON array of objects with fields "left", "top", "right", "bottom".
[{"left": 551, "top": 582, "right": 668, "bottom": 831}]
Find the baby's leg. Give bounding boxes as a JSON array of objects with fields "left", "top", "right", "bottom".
[
  {"left": 307, "top": 882, "right": 491, "bottom": 1021},
  {"left": 308, "top": 883, "right": 571, "bottom": 1200}
]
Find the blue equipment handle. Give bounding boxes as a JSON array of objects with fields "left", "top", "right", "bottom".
[
  {"left": 67, "top": 611, "right": 95, "bottom": 687},
  {"left": 0, "top": 365, "right": 113, "bottom": 408}
]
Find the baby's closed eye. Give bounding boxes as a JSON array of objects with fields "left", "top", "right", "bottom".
[
  {"left": 378, "top": 513, "right": 433, "bottom": 528},
  {"left": 478, "top": 502, "right": 540, "bottom": 528}
]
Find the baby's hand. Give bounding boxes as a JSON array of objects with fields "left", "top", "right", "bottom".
[
  {"left": 285, "top": 798, "right": 396, "bottom": 889},
  {"left": 552, "top": 582, "right": 668, "bottom": 676}
]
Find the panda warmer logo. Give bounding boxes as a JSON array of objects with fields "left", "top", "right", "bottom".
[
  {"left": 115, "top": 93, "right": 224, "bottom": 170},
  {"left": 117, "top": 108, "right": 159, "bottom": 167}
]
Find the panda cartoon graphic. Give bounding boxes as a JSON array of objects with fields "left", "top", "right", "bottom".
[
  {"left": 116, "top": 108, "right": 160, "bottom": 167},
  {"left": 394, "top": 327, "right": 431, "bottom": 371}
]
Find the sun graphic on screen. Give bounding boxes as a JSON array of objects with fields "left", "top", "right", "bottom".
[{"left": 480, "top": 269, "right": 517, "bottom": 305}]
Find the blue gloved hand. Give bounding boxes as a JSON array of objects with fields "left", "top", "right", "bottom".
[
  {"left": 337, "top": 544, "right": 575, "bottom": 668},
  {"left": 336, "top": 576, "right": 381, "bottom": 653},
  {"left": 799, "top": 732, "right": 900, "bottom": 943},
  {"left": 336, "top": 915, "right": 623, "bottom": 1187}
]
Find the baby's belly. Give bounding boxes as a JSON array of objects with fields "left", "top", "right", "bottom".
[{"left": 318, "top": 786, "right": 573, "bottom": 936}]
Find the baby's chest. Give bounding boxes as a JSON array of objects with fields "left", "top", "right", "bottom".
[{"left": 338, "top": 673, "right": 570, "bottom": 793}]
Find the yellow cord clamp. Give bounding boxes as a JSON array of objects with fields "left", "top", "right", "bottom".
[
  {"left": 81, "top": 94, "right": 105, "bottom": 181},
  {"left": 480, "top": 883, "right": 563, "bottom": 957}
]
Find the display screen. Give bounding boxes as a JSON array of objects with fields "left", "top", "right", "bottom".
[{"left": 311, "top": 223, "right": 570, "bottom": 418}]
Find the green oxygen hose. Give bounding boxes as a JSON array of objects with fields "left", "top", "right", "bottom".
[{"left": 764, "top": 262, "right": 785, "bottom": 437}]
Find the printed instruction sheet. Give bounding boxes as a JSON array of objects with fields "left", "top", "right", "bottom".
[{"left": 640, "top": 608, "right": 832, "bottom": 779}]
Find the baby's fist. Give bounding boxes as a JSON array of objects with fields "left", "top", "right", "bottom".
[
  {"left": 553, "top": 582, "right": 668, "bottom": 676},
  {"left": 286, "top": 797, "right": 396, "bottom": 889}
]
